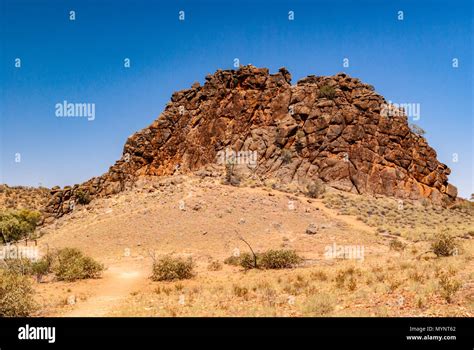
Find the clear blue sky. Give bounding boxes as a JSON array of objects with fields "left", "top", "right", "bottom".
[{"left": 1, "top": 0, "right": 472, "bottom": 198}]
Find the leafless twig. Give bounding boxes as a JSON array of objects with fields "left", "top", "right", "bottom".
[{"left": 236, "top": 231, "right": 258, "bottom": 268}]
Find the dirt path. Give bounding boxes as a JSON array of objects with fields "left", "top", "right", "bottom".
[{"left": 62, "top": 261, "right": 149, "bottom": 317}]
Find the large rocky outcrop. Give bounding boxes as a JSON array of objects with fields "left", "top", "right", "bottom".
[{"left": 45, "top": 65, "right": 457, "bottom": 219}]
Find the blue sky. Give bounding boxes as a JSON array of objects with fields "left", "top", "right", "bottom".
[{"left": 1, "top": 0, "right": 472, "bottom": 197}]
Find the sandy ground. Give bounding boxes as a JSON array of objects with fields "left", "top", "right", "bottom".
[{"left": 29, "top": 176, "right": 472, "bottom": 317}]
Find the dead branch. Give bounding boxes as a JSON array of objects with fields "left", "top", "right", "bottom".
[{"left": 237, "top": 232, "right": 258, "bottom": 268}]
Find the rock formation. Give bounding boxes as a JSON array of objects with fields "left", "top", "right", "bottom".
[{"left": 44, "top": 65, "right": 457, "bottom": 220}]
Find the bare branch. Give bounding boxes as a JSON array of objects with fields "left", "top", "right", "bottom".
[{"left": 237, "top": 231, "right": 258, "bottom": 268}]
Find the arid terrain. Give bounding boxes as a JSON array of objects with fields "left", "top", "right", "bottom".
[
  {"left": 1, "top": 67, "right": 473, "bottom": 317},
  {"left": 20, "top": 174, "right": 471, "bottom": 317}
]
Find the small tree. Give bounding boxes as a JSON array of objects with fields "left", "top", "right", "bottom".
[{"left": 0, "top": 209, "right": 41, "bottom": 243}]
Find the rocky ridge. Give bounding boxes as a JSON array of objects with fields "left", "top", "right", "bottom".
[{"left": 44, "top": 65, "right": 457, "bottom": 221}]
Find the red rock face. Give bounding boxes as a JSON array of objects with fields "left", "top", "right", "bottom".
[{"left": 45, "top": 65, "right": 456, "bottom": 218}]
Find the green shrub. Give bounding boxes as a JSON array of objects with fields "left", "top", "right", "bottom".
[
  {"left": 53, "top": 248, "right": 103, "bottom": 282},
  {"left": 31, "top": 252, "right": 55, "bottom": 282},
  {"left": 0, "top": 270, "right": 36, "bottom": 316},
  {"left": 318, "top": 85, "right": 336, "bottom": 99},
  {"left": 75, "top": 189, "right": 91, "bottom": 205},
  {"left": 229, "top": 250, "right": 302, "bottom": 270},
  {"left": 151, "top": 256, "right": 194, "bottom": 281},
  {"left": 259, "top": 250, "right": 303, "bottom": 269},
  {"left": 239, "top": 252, "right": 258, "bottom": 270},
  {"left": 0, "top": 209, "right": 41, "bottom": 243},
  {"left": 431, "top": 233, "right": 459, "bottom": 257}
]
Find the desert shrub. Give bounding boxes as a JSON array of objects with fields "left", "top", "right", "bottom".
[
  {"left": 259, "top": 250, "right": 302, "bottom": 269},
  {"left": 295, "top": 140, "right": 305, "bottom": 153},
  {"left": 151, "top": 256, "right": 194, "bottom": 281},
  {"left": 228, "top": 249, "right": 302, "bottom": 270},
  {"left": 232, "top": 285, "right": 249, "bottom": 298},
  {"left": 387, "top": 277, "right": 402, "bottom": 293},
  {"left": 0, "top": 209, "right": 41, "bottom": 243},
  {"left": 302, "top": 294, "right": 334, "bottom": 316},
  {"left": 75, "top": 189, "right": 91, "bottom": 205},
  {"left": 310, "top": 270, "right": 329, "bottom": 281},
  {"left": 408, "top": 270, "right": 425, "bottom": 283},
  {"left": 307, "top": 179, "right": 325, "bottom": 199},
  {"left": 0, "top": 270, "right": 36, "bottom": 316},
  {"left": 281, "top": 149, "right": 292, "bottom": 164},
  {"left": 223, "top": 255, "right": 241, "bottom": 266},
  {"left": 389, "top": 239, "right": 406, "bottom": 251},
  {"left": 53, "top": 248, "right": 103, "bottom": 282},
  {"left": 239, "top": 252, "right": 259, "bottom": 270},
  {"left": 1, "top": 258, "right": 33, "bottom": 275},
  {"left": 31, "top": 252, "right": 55, "bottom": 282},
  {"left": 207, "top": 260, "right": 222, "bottom": 271},
  {"left": 335, "top": 267, "right": 360, "bottom": 290},
  {"left": 318, "top": 85, "right": 336, "bottom": 99},
  {"left": 438, "top": 271, "right": 461, "bottom": 303},
  {"left": 431, "top": 233, "right": 459, "bottom": 257}
]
